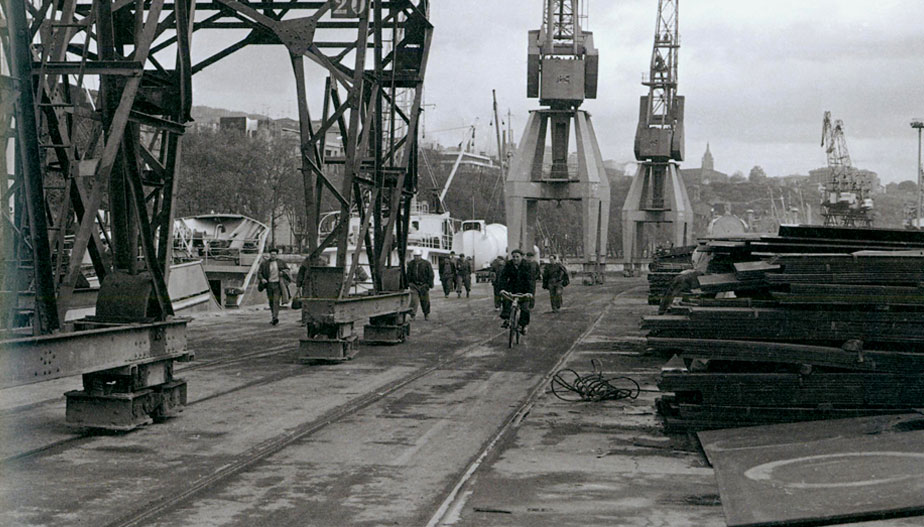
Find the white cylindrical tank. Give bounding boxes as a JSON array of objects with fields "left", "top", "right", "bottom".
[
  {"left": 707, "top": 215, "right": 748, "bottom": 237},
  {"left": 453, "top": 221, "right": 507, "bottom": 270}
]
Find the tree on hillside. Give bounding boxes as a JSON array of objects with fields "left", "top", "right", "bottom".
[
  {"left": 748, "top": 165, "right": 768, "bottom": 183},
  {"left": 177, "top": 128, "right": 301, "bottom": 243}
]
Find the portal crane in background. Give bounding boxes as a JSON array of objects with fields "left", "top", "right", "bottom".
[
  {"left": 505, "top": 0, "right": 610, "bottom": 281},
  {"left": 622, "top": 0, "right": 693, "bottom": 268},
  {"left": 820, "top": 111, "right": 873, "bottom": 227}
]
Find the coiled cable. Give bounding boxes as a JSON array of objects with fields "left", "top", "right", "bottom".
[{"left": 550, "top": 359, "right": 641, "bottom": 402}]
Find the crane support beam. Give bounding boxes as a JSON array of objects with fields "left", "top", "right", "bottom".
[
  {"left": 4, "top": 0, "right": 432, "bottom": 426},
  {"left": 0, "top": 320, "right": 189, "bottom": 389}
]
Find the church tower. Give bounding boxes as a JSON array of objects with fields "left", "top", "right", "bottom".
[{"left": 702, "top": 142, "right": 714, "bottom": 172}]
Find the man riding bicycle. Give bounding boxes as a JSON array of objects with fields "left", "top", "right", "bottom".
[{"left": 499, "top": 249, "right": 535, "bottom": 335}]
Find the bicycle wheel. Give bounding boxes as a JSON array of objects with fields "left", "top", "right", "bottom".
[{"left": 508, "top": 307, "right": 518, "bottom": 348}]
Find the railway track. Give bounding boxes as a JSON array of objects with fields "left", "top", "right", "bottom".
[
  {"left": 103, "top": 327, "right": 511, "bottom": 527},
  {"left": 105, "top": 284, "right": 636, "bottom": 527},
  {"left": 0, "top": 312, "right": 497, "bottom": 465},
  {"left": 1, "top": 294, "right": 501, "bottom": 467},
  {"left": 3, "top": 282, "right": 639, "bottom": 526},
  {"left": 425, "top": 286, "right": 635, "bottom": 526}
]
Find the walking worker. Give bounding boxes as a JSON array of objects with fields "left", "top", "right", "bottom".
[
  {"left": 524, "top": 251, "right": 541, "bottom": 309},
  {"left": 457, "top": 255, "right": 473, "bottom": 298},
  {"left": 490, "top": 255, "right": 506, "bottom": 310},
  {"left": 258, "top": 247, "right": 291, "bottom": 325},
  {"left": 499, "top": 249, "right": 533, "bottom": 334},
  {"left": 439, "top": 251, "right": 458, "bottom": 297},
  {"left": 658, "top": 246, "right": 713, "bottom": 315},
  {"left": 541, "top": 254, "right": 570, "bottom": 312},
  {"left": 406, "top": 249, "right": 434, "bottom": 320}
]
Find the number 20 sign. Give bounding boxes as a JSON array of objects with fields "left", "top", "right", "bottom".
[{"left": 330, "top": 0, "right": 368, "bottom": 18}]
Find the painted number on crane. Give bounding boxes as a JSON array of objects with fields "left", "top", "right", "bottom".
[
  {"left": 557, "top": 74, "right": 571, "bottom": 84},
  {"left": 331, "top": 0, "right": 367, "bottom": 18}
]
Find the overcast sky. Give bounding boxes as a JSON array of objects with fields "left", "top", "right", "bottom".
[{"left": 192, "top": 1, "right": 924, "bottom": 184}]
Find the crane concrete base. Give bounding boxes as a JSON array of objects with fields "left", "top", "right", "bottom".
[
  {"left": 504, "top": 109, "right": 610, "bottom": 272},
  {"left": 622, "top": 160, "right": 694, "bottom": 269}
]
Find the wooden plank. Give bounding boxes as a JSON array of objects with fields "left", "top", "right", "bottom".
[
  {"left": 766, "top": 272, "right": 924, "bottom": 285},
  {"left": 647, "top": 337, "right": 924, "bottom": 373},
  {"left": 732, "top": 261, "right": 780, "bottom": 273},
  {"left": 777, "top": 224, "right": 924, "bottom": 244},
  {"left": 774, "top": 284, "right": 924, "bottom": 306},
  {"left": 661, "top": 401, "right": 911, "bottom": 432},
  {"left": 643, "top": 309, "right": 924, "bottom": 344},
  {"left": 698, "top": 414, "right": 924, "bottom": 527},
  {"left": 659, "top": 371, "right": 924, "bottom": 407},
  {"left": 696, "top": 273, "right": 765, "bottom": 293}
]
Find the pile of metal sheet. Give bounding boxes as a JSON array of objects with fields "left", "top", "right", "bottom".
[
  {"left": 644, "top": 226, "right": 924, "bottom": 432},
  {"left": 646, "top": 245, "right": 695, "bottom": 305}
]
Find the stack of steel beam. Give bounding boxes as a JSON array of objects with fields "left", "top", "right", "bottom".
[
  {"left": 646, "top": 245, "right": 695, "bottom": 305},
  {"left": 644, "top": 226, "right": 924, "bottom": 432}
]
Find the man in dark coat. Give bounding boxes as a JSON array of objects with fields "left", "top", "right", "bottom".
[
  {"left": 258, "top": 247, "right": 291, "bottom": 325},
  {"left": 499, "top": 249, "right": 533, "bottom": 334},
  {"left": 525, "top": 251, "right": 541, "bottom": 309},
  {"left": 406, "top": 249, "right": 434, "bottom": 320},
  {"left": 542, "top": 254, "right": 570, "bottom": 312},
  {"left": 490, "top": 255, "right": 506, "bottom": 310},
  {"left": 457, "top": 256, "right": 473, "bottom": 298},
  {"left": 439, "top": 251, "right": 458, "bottom": 297}
]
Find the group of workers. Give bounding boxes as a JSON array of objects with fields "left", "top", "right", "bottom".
[
  {"left": 258, "top": 246, "right": 571, "bottom": 336},
  {"left": 405, "top": 249, "right": 570, "bottom": 336},
  {"left": 438, "top": 252, "right": 474, "bottom": 298}
]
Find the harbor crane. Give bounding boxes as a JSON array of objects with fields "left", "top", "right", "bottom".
[
  {"left": 820, "top": 111, "right": 873, "bottom": 227},
  {"left": 1, "top": 0, "right": 431, "bottom": 427},
  {"left": 622, "top": 0, "right": 693, "bottom": 267},
  {"left": 505, "top": 0, "right": 610, "bottom": 280}
]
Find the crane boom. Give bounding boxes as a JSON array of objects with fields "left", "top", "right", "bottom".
[
  {"left": 634, "top": 0, "right": 684, "bottom": 162},
  {"left": 622, "top": 0, "right": 693, "bottom": 267},
  {"left": 819, "top": 111, "right": 872, "bottom": 227}
]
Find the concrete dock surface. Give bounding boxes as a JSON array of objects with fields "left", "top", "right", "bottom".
[{"left": 1, "top": 279, "right": 920, "bottom": 526}]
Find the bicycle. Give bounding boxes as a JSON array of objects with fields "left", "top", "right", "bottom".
[{"left": 500, "top": 290, "right": 533, "bottom": 348}]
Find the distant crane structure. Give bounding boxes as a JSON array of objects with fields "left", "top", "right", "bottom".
[
  {"left": 505, "top": 0, "right": 610, "bottom": 279},
  {"left": 622, "top": 0, "right": 693, "bottom": 266},
  {"left": 820, "top": 111, "right": 873, "bottom": 227}
]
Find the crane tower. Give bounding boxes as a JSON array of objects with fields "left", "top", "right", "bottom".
[
  {"left": 820, "top": 111, "right": 873, "bottom": 227},
  {"left": 505, "top": 0, "right": 610, "bottom": 278},
  {"left": 622, "top": 0, "right": 693, "bottom": 266}
]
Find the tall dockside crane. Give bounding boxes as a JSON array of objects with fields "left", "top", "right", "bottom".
[
  {"left": 622, "top": 0, "right": 693, "bottom": 266},
  {"left": 820, "top": 111, "right": 873, "bottom": 227},
  {"left": 505, "top": 0, "right": 610, "bottom": 280},
  {"left": 0, "top": 0, "right": 430, "bottom": 428}
]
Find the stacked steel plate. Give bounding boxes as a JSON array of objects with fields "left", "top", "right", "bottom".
[{"left": 645, "top": 225, "right": 924, "bottom": 431}]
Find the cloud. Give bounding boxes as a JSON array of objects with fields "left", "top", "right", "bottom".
[{"left": 189, "top": 1, "right": 924, "bottom": 184}]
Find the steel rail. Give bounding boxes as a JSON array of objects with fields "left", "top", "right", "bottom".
[
  {"left": 101, "top": 325, "right": 510, "bottom": 527},
  {"left": 425, "top": 284, "right": 645, "bottom": 527}
]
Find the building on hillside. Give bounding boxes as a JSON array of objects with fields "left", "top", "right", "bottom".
[
  {"left": 219, "top": 116, "right": 259, "bottom": 136},
  {"left": 780, "top": 174, "right": 810, "bottom": 187},
  {"left": 680, "top": 143, "right": 729, "bottom": 184}
]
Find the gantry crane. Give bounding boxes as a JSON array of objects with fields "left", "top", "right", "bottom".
[
  {"left": 505, "top": 0, "right": 610, "bottom": 280},
  {"left": 820, "top": 111, "right": 873, "bottom": 227},
  {"left": 1, "top": 0, "right": 431, "bottom": 428},
  {"left": 622, "top": 0, "right": 693, "bottom": 267}
]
